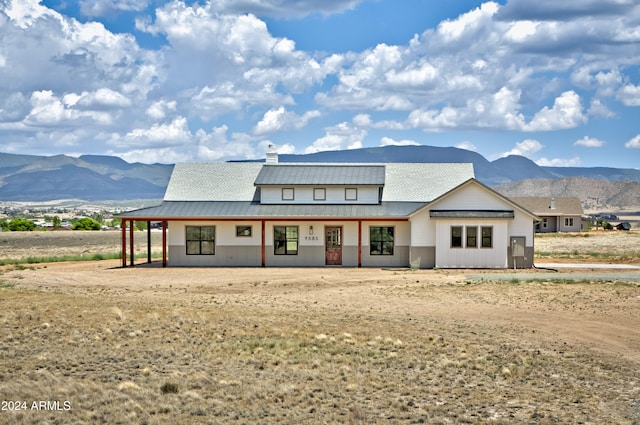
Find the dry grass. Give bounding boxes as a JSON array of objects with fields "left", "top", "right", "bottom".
[{"left": 0, "top": 231, "right": 639, "bottom": 424}]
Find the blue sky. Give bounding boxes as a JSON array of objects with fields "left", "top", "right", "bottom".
[{"left": 1, "top": 0, "right": 639, "bottom": 168}]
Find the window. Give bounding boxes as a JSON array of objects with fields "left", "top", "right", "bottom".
[
  {"left": 345, "top": 188, "right": 357, "bottom": 201},
  {"left": 481, "top": 226, "right": 493, "bottom": 248},
  {"left": 313, "top": 188, "right": 326, "bottom": 201},
  {"left": 451, "top": 226, "right": 463, "bottom": 248},
  {"left": 542, "top": 218, "right": 548, "bottom": 228},
  {"left": 236, "top": 225, "right": 252, "bottom": 237},
  {"left": 466, "top": 226, "right": 477, "bottom": 248},
  {"left": 370, "top": 226, "right": 394, "bottom": 255},
  {"left": 186, "top": 226, "right": 215, "bottom": 255},
  {"left": 282, "top": 188, "right": 294, "bottom": 201},
  {"left": 274, "top": 226, "right": 298, "bottom": 255},
  {"left": 564, "top": 217, "right": 574, "bottom": 227}
]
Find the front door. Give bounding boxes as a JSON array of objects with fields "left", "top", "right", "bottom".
[{"left": 325, "top": 226, "right": 342, "bottom": 265}]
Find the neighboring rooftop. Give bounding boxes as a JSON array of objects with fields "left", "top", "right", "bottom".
[{"left": 509, "top": 197, "right": 584, "bottom": 216}]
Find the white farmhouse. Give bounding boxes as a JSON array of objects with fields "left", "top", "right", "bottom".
[{"left": 118, "top": 150, "right": 538, "bottom": 269}]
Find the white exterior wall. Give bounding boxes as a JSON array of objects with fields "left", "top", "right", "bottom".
[
  {"left": 260, "top": 186, "right": 380, "bottom": 204},
  {"left": 168, "top": 220, "right": 262, "bottom": 247},
  {"left": 434, "top": 219, "right": 509, "bottom": 268}
]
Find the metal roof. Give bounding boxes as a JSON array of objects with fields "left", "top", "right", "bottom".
[
  {"left": 254, "top": 164, "right": 386, "bottom": 186},
  {"left": 430, "top": 210, "right": 515, "bottom": 219},
  {"left": 118, "top": 201, "right": 425, "bottom": 219}
]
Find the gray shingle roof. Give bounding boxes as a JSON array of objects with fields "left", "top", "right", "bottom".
[
  {"left": 255, "top": 164, "right": 386, "bottom": 185},
  {"left": 164, "top": 162, "right": 263, "bottom": 201},
  {"left": 508, "top": 197, "right": 583, "bottom": 216},
  {"left": 162, "top": 162, "right": 475, "bottom": 203}
]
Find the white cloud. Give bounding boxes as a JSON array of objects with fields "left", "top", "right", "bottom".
[
  {"left": 80, "top": 0, "right": 149, "bottom": 18},
  {"left": 145, "top": 100, "right": 177, "bottom": 120},
  {"left": 455, "top": 141, "right": 478, "bottom": 151},
  {"left": 209, "top": 0, "right": 362, "bottom": 18},
  {"left": 625, "top": 134, "right": 640, "bottom": 149},
  {"left": 109, "top": 117, "right": 192, "bottom": 148},
  {"left": 588, "top": 98, "right": 614, "bottom": 118},
  {"left": 253, "top": 106, "right": 321, "bottom": 135},
  {"left": 500, "top": 139, "right": 544, "bottom": 158},
  {"left": 380, "top": 137, "right": 419, "bottom": 147},
  {"left": 535, "top": 157, "right": 581, "bottom": 167},
  {"left": 352, "top": 114, "right": 372, "bottom": 127},
  {"left": 617, "top": 84, "right": 640, "bottom": 106},
  {"left": 574, "top": 136, "right": 605, "bottom": 148},
  {"left": 305, "top": 121, "right": 366, "bottom": 153},
  {"left": 525, "top": 91, "right": 586, "bottom": 131}
]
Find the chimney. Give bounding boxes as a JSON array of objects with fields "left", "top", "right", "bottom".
[
  {"left": 550, "top": 197, "right": 556, "bottom": 209},
  {"left": 265, "top": 144, "right": 278, "bottom": 164}
]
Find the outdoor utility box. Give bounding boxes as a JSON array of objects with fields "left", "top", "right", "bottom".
[{"left": 511, "top": 237, "right": 525, "bottom": 257}]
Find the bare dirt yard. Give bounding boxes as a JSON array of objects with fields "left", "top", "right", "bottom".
[{"left": 0, "top": 230, "right": 639, "bottom": 424}]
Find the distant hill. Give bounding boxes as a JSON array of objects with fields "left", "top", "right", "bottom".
[
  {"left": 0, "top": 153, "right": 172, "bottom": 201},
  {"left": 0, "top": 146, "right": 638, "bottom": 205},
  {"left": 493, "top": 177, "right": 640, "bottom": 211}
]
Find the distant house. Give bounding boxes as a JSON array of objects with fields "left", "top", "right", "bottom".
[
  {"left": 118, "top": 148, "right": 539, "bottom": 269},
  {"left": 509, "top": 197, "right": 584, "bottom": 233}
]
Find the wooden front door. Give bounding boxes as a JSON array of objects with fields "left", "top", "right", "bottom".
[{"left": 325, "top": 226, "right": 342, "bottom": 265}]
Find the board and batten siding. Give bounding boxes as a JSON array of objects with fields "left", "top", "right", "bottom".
[
  {"left": 434, "top": 219, "right": 509, "bottom": 268},
  {"left": 259, "top": 186, "right": 380, "bottom": 204}
]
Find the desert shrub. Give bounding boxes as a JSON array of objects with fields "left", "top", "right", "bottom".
[
  {"left": 72, "top": 217, "right": 101, "bottom": 230},
  {"left": 160, "top": 382, "right": 179, "bottom": 394},
  {"left": 7, "top": 218, "right": 36, "bottom": 231}
]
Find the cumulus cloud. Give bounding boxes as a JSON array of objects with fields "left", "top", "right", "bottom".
[
  {"left": 574, "top": 136, "right": 605, "bottom": 148},
  {"left": 209, "top": 0, "right": 362, "bottom": 18},
  {"left": 616, "top": 84, "right": 640, "bottom": 106},
  {"left": 80, "top": 0, "right": 149, "bottom": 18},
  {"left": 625, "top": 134, "right": 640, "bottom": 149},
  {"left": 380, "top": 137, "right": 419, "bottom": 147},
  {"left": 499, "top": 139, "right": 544, "bottom": 158},
  {"left": 456, "top": 141, "right": 478, "bottom": 151},
  {"left": 535, "top": 157, "right": 581, "bottom": 167},
  {"left": 253, "top": 106, "right": 321, "bottom": 135},
  {"left": 304, "top": 121, "right": 366, "bottom": 153},
  {"left": 109, "top": 117, "right": 192, "bottom": 148},
  {"left": 525, "top": 91, "right": 586, "bottom": 131}
]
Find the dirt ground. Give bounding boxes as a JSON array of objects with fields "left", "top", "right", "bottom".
[{"left": 0, "top": 231, "right": 639, "bottom": 424}]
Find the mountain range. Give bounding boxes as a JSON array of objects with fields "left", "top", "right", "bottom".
[{"left": 1, "top": 146, "right": 638, "bottom": 209}]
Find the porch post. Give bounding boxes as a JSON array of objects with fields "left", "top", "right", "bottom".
[
  {"left": 162, "top": 220, "right": 167, "bottom": 267},
  {"left": 129, "top": 220, "right": 135, "bottom": 267},
  {"left": 147, "top": 221, "right": 151, "bottom": 263},
  {"left": 358, "top": 220, "right": 362, "bottom": 267},
  {"left": 121, "top": 219, "right": 127, "bottom": 268},
  {"left": 261, "top": 220, "right": 266, "bottom": 267}
]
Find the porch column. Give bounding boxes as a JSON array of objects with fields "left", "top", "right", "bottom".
[
  {"left": 129, "top": 220, "right": 135, "bottom": 267},
  {"left": 261, "top": 220, "right": 266, "bottom": 267},
  {"left": 121, "top": 219, "right": 127, "bottom": 268},
  {"left": 147, "top": 221, "right": 152, "bottom": 264},
  {"left": 162, "top": 220, "right": 167, "bottom": 267},
  {"left": 358, "top": 220, "right": 362, "bottom": 267}
]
